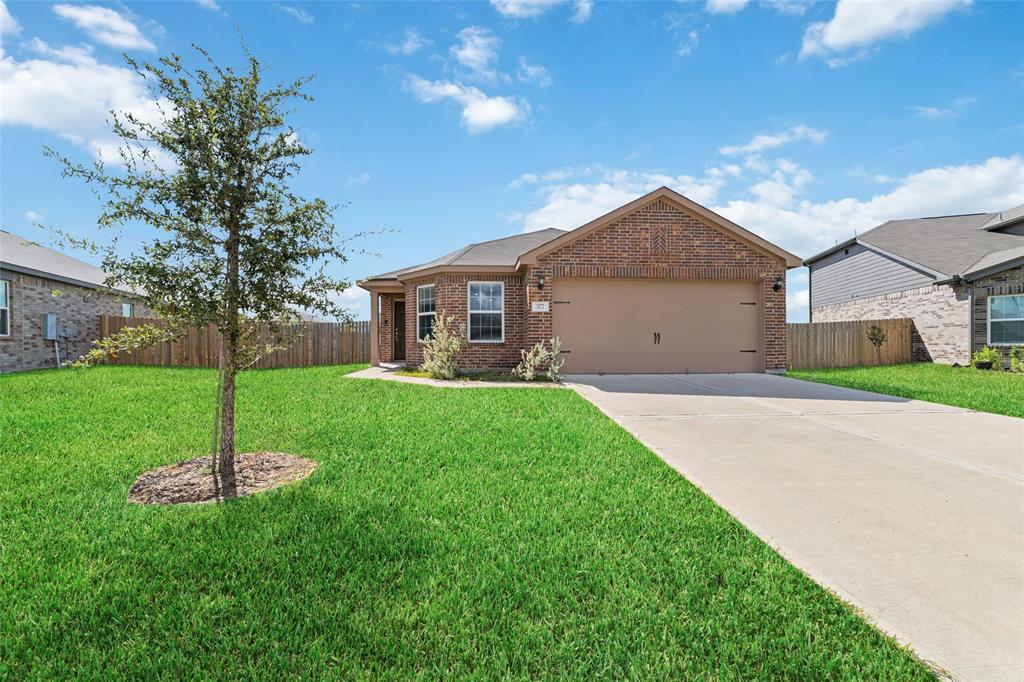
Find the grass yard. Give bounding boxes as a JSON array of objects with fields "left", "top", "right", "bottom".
[
  {"left": 789, "top": 362, "right": 1024, "bottom": 418},
  {"left": 1, "top": 365, "right": 931, "bottom": 679}
]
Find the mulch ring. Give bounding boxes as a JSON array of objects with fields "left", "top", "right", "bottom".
[{"left": 128, "top": 452, "right": 318, "bottom": 505}]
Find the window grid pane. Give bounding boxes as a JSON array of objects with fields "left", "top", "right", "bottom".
[
  {"left": 0, "top": 309, "right": 7, "bottom": 336},
  {"left": 417, "top": 285, "right": 435, "bottom": 314},
  {"left": 991, "top": 295, "right": 1023, "bottom": 320},
  {"left": 469, "top": 312, "right": 502, "bottom": 341},
  {"left": 991, "top": 320, "right": 1024, "bottom": 345},
  {"left": 0, "top": 280, "right": 7, "bottom": 307},
  {"left": 418, "top": 313, "right": 435, "bottom": 341}
]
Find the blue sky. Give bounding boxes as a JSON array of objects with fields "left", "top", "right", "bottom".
[{"left": 2, "top": 0, "right": 1022, "bottom": 321}]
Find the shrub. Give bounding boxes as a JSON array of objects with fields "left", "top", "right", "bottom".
[
  {"left": 971, "top": 346, "right": 1003, "bottom": 370},
  {"left": 419, "top": 312, "right": 466, "bottom": 380},
  {"left": 1011, "top": 346, "right": 1024, "bottom": 374},
  {"left": 866, "top": 325, "right": 887, "bottom": 365},
  {"left": 513, "top": 337, "right": 564, "bottom": 382}
]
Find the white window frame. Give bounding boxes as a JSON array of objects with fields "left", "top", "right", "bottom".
[
  {"left": 121, "top": 302, "right": 134, "bottom": 318},
  {"left": 0, "top": 279, "right": 9, "bottom": 337},
  {"left": 416, "top": 284, "right": 436, "bottom": 343},
  {"left": 988, "top": 294, "right": 1024, "bottom": 346},
  {"left": 467, "top": 281, "right": 504, "bottom": 343}
]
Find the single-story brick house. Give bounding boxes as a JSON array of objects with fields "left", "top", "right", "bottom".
[
  {"left": 804, "top": 204, "right": 1024, "bottom": 365},
  {"left": 0, "top": 230, "right": 149, "bottom": 373},
  {"left": 358, "top": 187, "right": 801, "bottom": 374}
]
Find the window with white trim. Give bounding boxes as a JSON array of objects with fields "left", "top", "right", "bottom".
[
  {"left": 989, "top": 294, "right": 1024, "bottom": 345},
  {"left": 468, "top": 282, "right": 503, "bottom": 342},
  {"left": 417, "top": 284, "right": 436, "bottom": 341},
  {"left": 121, "top": 302, "right": 134, "bottom": 317},
  {"left": 0, "top": 280, "right": 9, "bottom": 336}
]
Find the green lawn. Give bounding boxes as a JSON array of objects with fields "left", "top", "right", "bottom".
[
  {"left": 789, "top": 362, "right": 1024, "bottom": 418},
  {"left": 1, "top": 366, "right": 931, "bottom": 679}
]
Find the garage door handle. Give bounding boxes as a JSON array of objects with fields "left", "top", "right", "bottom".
[
  {"left": 740, "top": 349, "right": 757, "bottom": 353},
  {"left": 654, "top": 332, "right": 661, "bottom": 345}
]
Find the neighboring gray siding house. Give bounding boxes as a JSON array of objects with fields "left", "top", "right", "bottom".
[
  {"left": 0, "top": 230, "right": 149, "bottom": 373},
  {"left": 805, "top": 205, "right": 1024, "bottom": 365}
]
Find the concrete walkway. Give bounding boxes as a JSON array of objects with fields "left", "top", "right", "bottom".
[
  {"left": 346, "top": 365, "right": 561, "bottom": 388},
  {"left": 568, "top": 373, "right": 1024, "bottom": 682}
]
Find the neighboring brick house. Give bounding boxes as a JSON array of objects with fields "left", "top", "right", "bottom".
[
  {"left": 358, "top": 187, "right": 801, "bottom": 374},
  {"left": 0, "top": 230, "right": 149, "bottom": 373},
  {"left": 805, "top": 205, "right": 1024, "bottom": 365}
]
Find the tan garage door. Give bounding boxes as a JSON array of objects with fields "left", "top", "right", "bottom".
[{"left": 552, "top": 279, "right": 762, "bottom": 374}]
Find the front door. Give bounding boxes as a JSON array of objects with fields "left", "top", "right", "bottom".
[{"left": 393, "top": 301, "right": 406, "bottom": 361}]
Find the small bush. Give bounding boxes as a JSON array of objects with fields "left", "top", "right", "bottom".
[
  {"left": 513, "top": 337, "right": 565, "bottom": 382},
  {"left": 866, "top": 325, "right": 887, "bottom": 365},
  {"left": 971, "top": 346, "right": 1003, "bottom": 370},
  {"left": 419, "top": 312, "right": 466, "bottom": 380},
  {"left": 1010, "top": 346, "right": 1024, "bottom": 374}
]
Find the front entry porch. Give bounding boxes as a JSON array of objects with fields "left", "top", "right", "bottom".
[{"left": 368, "top": 286, "right": 406, "bottom": 366}]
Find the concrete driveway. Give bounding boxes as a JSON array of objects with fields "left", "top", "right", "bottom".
[{"left": 568, "top": 373, "right": 1024, "bottom": 682}]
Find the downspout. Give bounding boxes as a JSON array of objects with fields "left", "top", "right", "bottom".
[{"left": 967, "top": 279, "right": 974, "bottom": 364}]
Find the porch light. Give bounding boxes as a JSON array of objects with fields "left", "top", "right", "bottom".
[
  {"left": 773, "top": 275, "right": 784, "bottom": 292},
  {"left": 538, "top": 274, "right": 546, "bottom": 290}
]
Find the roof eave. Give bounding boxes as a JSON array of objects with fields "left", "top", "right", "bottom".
[
  {"left": 0, "top": 262, "right": 138, "bottom": 296},
  {"left": 802, "top": 237, "right": 859, "bottom": 266},
  {"left": 963, "top": 255, "right": 1024, "bottom": 282}
]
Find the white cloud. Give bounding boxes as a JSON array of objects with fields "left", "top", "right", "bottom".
[
  {"left": 450, "top": 26, "right": 501, "bottom": 82},
  {"left": 346, "top": 172, "right": 370, "bottom": 187},
  {"left": 1, "top": 0, "right": 20, "bottom": 36},
  {"left": 912, "top": 95, "right": 975, "bottom": 119},
  {"left": 194, "top": 0, "right": 221, "bottom": 11},
  {"left": 719, "top": 124, "right": 827, "bottom": 156},
  {"left": 801, "top": 0, "right": 970, "bottom": 62},
  {"left": 873, "top": 174, "right": 896, "bottom": 184},
  {"left": 490, "top": 0, "right": 593, "bottom": 22},
  {"left": 762, "top": 0, "right": 809, "bottom": 15},
  {"left": 278, "top": 4, "right": 314, "bottom": 24},
  {"left": 706, "top": 0, "right": 749, "bottom": 15},
  {"left": 572, "top": 0, "right": 592, "bottom": 23},
  {"left": 405, "top": 75, "right": 527, "bottom": 134},
  {"left": 516, "top": 57, "right": 551, "bottom": 88},
  {"left": 677, "top": 30, "right": 700, "bottom": 57},
  {"left": 1, "top": 39, "right": 166, "bottom": 163},
  {"left": 53, "top": 4, "right": 155, "bottom": 51},
  {"left": 515, "top": 166, "right": 731, "bottom": 232},
  {"left": 25, "top": 210, "right": 43, "bottom": 222},
  {"left": 385, "top": 28, "right": 430, "bottom": 56},
  {"left": 712, "top": 155, "right": 1024, "bottom": 266}
]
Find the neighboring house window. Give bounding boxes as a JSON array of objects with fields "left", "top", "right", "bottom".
[
  {"left": 417, "top": 284, "right": 435, "bottom": 341},
  {"left": 468, "top": 282, "right": 503, "bottom": 342},
  {"left": 989, "top": 294, "right": 1024, "bottom": 345},
  {"left": 0, "top": 280, "right": 9, "bottom": 336},
  {"left": 122, "top": 302, "right": 134, "bottom": 317}
]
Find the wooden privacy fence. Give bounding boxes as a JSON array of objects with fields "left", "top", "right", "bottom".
[
  {"left": 98, "top": 316, "right": 370, "bottom": 369},
  {"left": 787, "top": 318, "right": 913, "bottom": 369}
]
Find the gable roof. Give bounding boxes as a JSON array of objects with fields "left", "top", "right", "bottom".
[
  {"left": 517, "top": 186, "right": 801, "bottom": 268},
  {"left": 359, "top": 187, "right": 801, "bottom": 289},
  {"left": 0, "top": 230, "right": 122, "bottom": 291},
  {"left": 804, "top": 207, "right": 1024, "bottom": 279}
]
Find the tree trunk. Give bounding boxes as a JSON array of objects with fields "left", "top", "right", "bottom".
[
  {"left": 217, "top": 210, "right": 242, "bottom": 492},
  {"left": 218, "top": 360, "right": 236, "bottom": 472}
]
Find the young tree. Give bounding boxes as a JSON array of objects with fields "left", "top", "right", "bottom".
[
  {"left": 866, "top": 324, "right": 887, "bottom": 365},
  {"left": 49, "top": 46, "right": 351, "bottom": 484}
]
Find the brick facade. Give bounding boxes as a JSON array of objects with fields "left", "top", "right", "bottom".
[
  {"left": 811, "top": 284, "right": 971, "bottom": 365},
  {"left": 971, "top": 265, "right": 1024, "bottom": 365},
  {"left": 0, "top": 270, "right": 149, "bottom": 373},
  {"left": 404, "top": 273, "right": 526, "bottom": 369},
  {"left": 526, "top": 198, "right": 788, "bottom": 371},
  {"left": 387, "top": 198, "right": 789, "bottom": 372}
]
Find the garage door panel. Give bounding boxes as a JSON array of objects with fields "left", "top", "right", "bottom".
[{"left": 552, "top": 279, "right": 761, "bottom": 374}]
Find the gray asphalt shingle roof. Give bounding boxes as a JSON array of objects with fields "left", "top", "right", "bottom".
[
  {"left": 366, "top": 228, "right": 566, "bottom": 281},
  {"left": 806, "top": 205, "right": 1024, "bottom": 279},
  {"left": 0, "top": 230, "right": 112, "bottom": 289}
]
